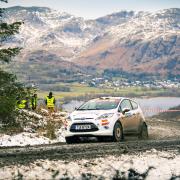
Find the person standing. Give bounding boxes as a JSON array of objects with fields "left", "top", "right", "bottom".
[
  {"left": 31, "top": 94, "right": 38, "bottom": 110},
  {"left": 16, "top": 97, "right": 29, "bottom": 109},
  {"left": 45, "top": 92, "right": 56, "bottom": 112}
]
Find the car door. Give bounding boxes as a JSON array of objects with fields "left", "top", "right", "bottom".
[
  {"left": 119, "top": 99, "right": 134, "bottom": 133},
  {"left": 130, "top": 100, "right": 141, "bottom": 132}
]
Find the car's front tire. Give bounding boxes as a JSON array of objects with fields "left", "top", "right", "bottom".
[
  {"left": 112, "top": 122, "right": 123, "bottom": 142},
  {"left": 138, "top": 123, "right": 148, "bottom": 140},
  {"left": 65, "top": 136, "right": 79, "bottom": 144}
]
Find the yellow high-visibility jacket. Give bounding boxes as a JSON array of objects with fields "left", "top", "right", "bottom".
[
  {"left": 46, "top": 96, "right": 55, "bottom": 108},
  {"left": 31, "top": 97, "right": 37, "bottom": 109},
  {"left": 17, "top": 100, "right": 27, "bottom": 109}
]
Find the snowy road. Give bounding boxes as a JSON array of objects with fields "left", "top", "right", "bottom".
[
  {"left": 0, "top": 118, "right": 180, "bottom": 166},
  {"left": 0, "top": 118, "right": 180, "bottom": 179},
  {"left": 0, "top": 139, "right": 180, "bottom": 179},
  {"left": 0, "top": 139, "right": 180, "bottom": 168}
]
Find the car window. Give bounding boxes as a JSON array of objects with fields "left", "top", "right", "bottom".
[
  {"left": 131, "top": 101, "right": 138, "bottom": 110},
  {"left": 119, "top": 99, "right": 132, "bottom": 112},
  {"left": 78, "top": 99, "right": 120, "bottom": 110}
]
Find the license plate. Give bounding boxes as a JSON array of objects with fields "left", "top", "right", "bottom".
[{"left": 75, "top": 125, "right": 91, "bottom": 130}]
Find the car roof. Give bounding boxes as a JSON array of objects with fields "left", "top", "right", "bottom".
[{"left": 92, "top": 97, "right": 127, "bottom": 101}]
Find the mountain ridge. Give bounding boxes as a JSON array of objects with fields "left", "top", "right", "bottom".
[{"left": 2, "top": 6, "right": 180, "bottom": 83}]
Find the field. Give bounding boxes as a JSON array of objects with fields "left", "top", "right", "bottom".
[{"left": 37, "top": 83, "right": 178, "bottom": 100}]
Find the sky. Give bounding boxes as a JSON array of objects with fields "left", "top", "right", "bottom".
[{"left": 2, "top": 0, "right": 180, "bottom": 19}]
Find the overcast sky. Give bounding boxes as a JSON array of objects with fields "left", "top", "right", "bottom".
[{"left": 2, "top": 0, "right": 180, "bottom": 19}]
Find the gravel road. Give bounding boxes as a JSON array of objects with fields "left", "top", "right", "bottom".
[{"left": 0, "top": 118, "right": 180, "bottom": 168}]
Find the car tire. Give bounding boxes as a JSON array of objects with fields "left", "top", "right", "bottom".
[
  {"left": 138, "top": 123, "right": 148, "bottom": 140},
  {"left": 65, "top": 136, "right": 79, "bottom": 144},
  {"left": 112, "top": 122, "right": 123, "bottom": 142}
]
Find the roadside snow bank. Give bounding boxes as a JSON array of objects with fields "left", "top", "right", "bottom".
[
  {"left": 17, "top": 109, "right": 67, "bottom": 133},
  {"left": 0, "top": 132, "right": 64, "bottom": 147},
  {"left": 0, "top": 149, "right": 179, "bottom": 179},
  {"left": 0, "top": 109, "right": 67, "bottom": 147}
]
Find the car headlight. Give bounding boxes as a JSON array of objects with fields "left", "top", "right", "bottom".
[
  {"left": 64, "top": 116, "right": 72, "bottom": 129},
  {"left": 96, "top": 113, "right": 114, "bottom": 120},
  {"left": 66, "top": 116, "right": 72, "bottom": 121}
]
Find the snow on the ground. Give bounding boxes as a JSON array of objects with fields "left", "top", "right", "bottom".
[
  {"left": 55, "top": 128, "right": 66, "bottom": 143},
  {"left": 0, "top": 133, "right": 52, "bottom": 147},
  {"left": 0, "top": 109, "right": 67, "bottom": 147},
  {"left": 0, "top": 130, "right": 65, "bottom": 147},
  {"left": 0, "top": 149, "right": 179, "bottom": 179},
  {"left": 0, "top": 123, "right": 179, "bottom": 147},
  {"left": 149, "top": 125, "right": 180, "bottom": 140}
]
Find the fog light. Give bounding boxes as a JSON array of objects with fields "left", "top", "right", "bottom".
[{"left": 104, "top": 126, "right": 109, "bottom": 129}]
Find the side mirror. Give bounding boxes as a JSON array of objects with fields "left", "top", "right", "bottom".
[
  {"left": 75, "top": 107, "right": 78, "bottom": 110},
  {"left": 122, "top": 108, "right": 130, "bottom": 115}
]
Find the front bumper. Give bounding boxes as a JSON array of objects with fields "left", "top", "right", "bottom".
[
  {"left": 70, "top": 122, "right": 99, "bottom": 132},
  {"left": 65, "top": 122, "right": 113, "bottom": 137},
  {"left": 65, "top": 129, "right": 113, "bottom": 137}
]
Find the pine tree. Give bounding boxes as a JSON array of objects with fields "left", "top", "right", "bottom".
[{"left": 0, "top": 0, "right": 26, "bottom": 126}]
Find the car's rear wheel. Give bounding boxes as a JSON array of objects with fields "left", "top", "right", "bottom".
[
  {"left": 112, "top": 122, "right": 123, "bottom": 142},
  {"left": 65, "top": 136, "right": 79, "bottom": 144},
  {"left": 138, "top": 123, "right": 148, "bottom": 139}
]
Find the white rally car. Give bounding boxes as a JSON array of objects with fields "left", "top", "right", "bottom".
[{"left": 65, "top": 97, "right": 148, "bottom": 143}]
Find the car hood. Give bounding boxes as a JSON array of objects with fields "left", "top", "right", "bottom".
[{"left": 70, "top": 109, "right": 116, "bottom": 120}]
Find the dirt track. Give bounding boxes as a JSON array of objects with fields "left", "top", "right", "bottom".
[{"left": 0, "top": 118, "right": 180, "bottom": 167}]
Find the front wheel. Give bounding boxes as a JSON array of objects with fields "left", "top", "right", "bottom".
[
  {"left": 138, "top": 123, "right": 148, "bottom": 140},
  {"left": 112, "top": 122, "right": 123, "bottom": 142}
]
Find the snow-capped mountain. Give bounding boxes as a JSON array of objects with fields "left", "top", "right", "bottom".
[
  {"left": 4, "top": 6, "right": 96, "bottom": 59},
  {"left": 76, "top": 8, "right": 180, "bottom": 76},
  {"left": 3, "top": 7, "right": 137, "bottom": 59},
  {"left": 3, "top": 7, "right": 180, "bottom": 79}
]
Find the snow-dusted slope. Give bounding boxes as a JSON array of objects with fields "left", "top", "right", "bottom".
[
  {"left": 3, "top": 7, "right": 137, "bottom": 56},
  {"left": 3, "top": 7, "right": 180, "bottom": 78},
  {"left": 76, "top": 8, "right": 180, "bottom": 76},
  {"left": 4, "top": 6, "right": 95, "bottom": 54},
  {"left": 106, "top": 8, "right": 179, "bottom": 44}
]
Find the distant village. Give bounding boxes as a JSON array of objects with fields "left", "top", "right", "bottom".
[{"left": 81, "top": 78, "right": 180, "bottom": 89}]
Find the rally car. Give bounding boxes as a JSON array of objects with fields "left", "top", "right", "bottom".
[{"left": 65, "top": 97, "right": 148, "bottom": 143}]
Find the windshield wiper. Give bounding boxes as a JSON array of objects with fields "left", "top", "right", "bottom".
[
  {"left": 87, "top": 108, "right": 101, "bottom": 110},
  {"left": 78, "top": 108, "right": 101, "bottom": 111}
]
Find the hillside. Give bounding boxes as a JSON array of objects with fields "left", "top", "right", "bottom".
[
  {"left": 2, "top": 7, "right": 180, "bottom": 83},
  {"left": 76, "top": 8, "right": 180, "bottom": 77}
]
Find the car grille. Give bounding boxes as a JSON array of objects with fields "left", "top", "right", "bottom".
[
  {"left": 70, "top": 123, "right": 98, "bottom": 132},
  {"left": 74, "top": 118, "right": 94, "bottom": 120}
]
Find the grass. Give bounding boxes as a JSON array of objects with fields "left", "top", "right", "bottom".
[
  {"left": 37, "top": 83, "right": 174, "bottom": 100},
  {"left": 0, "top": 124, "right": 23, "bottom": 135}
]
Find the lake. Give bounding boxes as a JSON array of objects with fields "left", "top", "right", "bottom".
[{"left": 62, "top": 97, "right": 180, "bottom": 117}]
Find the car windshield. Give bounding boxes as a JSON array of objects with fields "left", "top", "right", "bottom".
[{"left": 77, "top": 99, "right": 120, "bottom": 111}]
